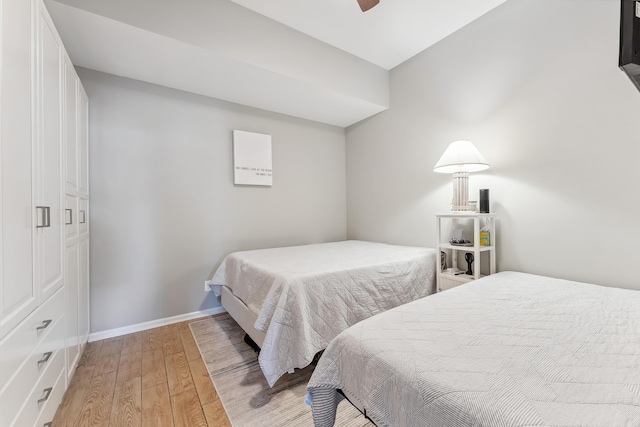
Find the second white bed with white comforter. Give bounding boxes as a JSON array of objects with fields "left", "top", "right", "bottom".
[{"left": 210, "top": 240, "right": 437, "bottom": 386}]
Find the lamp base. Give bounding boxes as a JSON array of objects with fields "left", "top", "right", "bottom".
[{"left": 451, "top": 172, "right": 470, "bottom": 211}]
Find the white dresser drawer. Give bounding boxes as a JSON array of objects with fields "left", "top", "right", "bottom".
[
  {"left": 9, "top": 346, "right": 65, "bottom": 427},
  {"left": 0, "top": 287, "right": 65, "bottom": 392},
  {"left": 33, "top": 368, "right": 65, "bottom": 427},
  {"left": 0, "top": 313, "right": 65, "bottom": 426}
]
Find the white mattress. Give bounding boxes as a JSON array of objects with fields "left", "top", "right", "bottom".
[
  {"left": 210, "top": 240, "right": 437, "bottom": 386},
  {"left": 307, "top": 271, "right": 640, "bottom": 427}
]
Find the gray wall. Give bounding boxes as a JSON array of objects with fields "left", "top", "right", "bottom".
[
  {"left": 346, "top": 0, "right": 640, "bottom": 290},
  {"left": 79, "top": 68, "right": 347, "bottom": 333}
]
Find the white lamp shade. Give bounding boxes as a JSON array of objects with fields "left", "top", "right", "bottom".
[{"left": 433, "top": 140, "right": 490, "bottom": 174}]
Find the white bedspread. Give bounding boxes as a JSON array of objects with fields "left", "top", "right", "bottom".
[
  {"left": 210, "top": 240, "right": 436, "bottom": 386},
  {"left": 307, "top": 271, "right": 640, "bottom": 427}
]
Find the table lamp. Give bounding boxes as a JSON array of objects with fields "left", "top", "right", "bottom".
[{"left": 433, "top": 140, "right": 489, "bottom": 211}]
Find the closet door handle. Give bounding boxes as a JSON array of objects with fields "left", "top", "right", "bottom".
[
  {"left": 37, "top": 319, "right": 52, "bottom": 331},
  {"left": 37, "top": 351, "right": 53, "bottom": 366},
  {"left": 37, "top": 387, "right": 52, "bottom": 404},
  {"left": 65, "top": 208, "right": 73, "bottom": 225},
  {"left": 36, "top": 206, "right": 51, "bottom": 228},
  {"left": 80, "top": 210, "right": 86, "bottom": 224}
]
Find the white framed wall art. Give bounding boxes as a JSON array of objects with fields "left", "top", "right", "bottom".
[{"left": 233, "top": 130, "right": 273, "bottom": 186}]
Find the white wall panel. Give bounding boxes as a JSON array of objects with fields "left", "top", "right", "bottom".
[
  {"left": 345, "top": 0, "right": 640, "bottom": 290},
  {"left": 78, "top": 68, "right": 347, "bottom": 333}
]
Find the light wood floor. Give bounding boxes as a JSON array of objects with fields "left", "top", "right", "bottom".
[{"left": 53, "top": 316, "right": 232, "bottom": 427}]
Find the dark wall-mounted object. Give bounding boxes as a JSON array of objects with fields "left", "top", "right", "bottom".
[{"left": 619, "top": 0, "right": 640, "bottom": 91}]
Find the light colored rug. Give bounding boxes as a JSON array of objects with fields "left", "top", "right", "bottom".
[{"left": 190, "top": 314, "right": 374, "bottom": 427}]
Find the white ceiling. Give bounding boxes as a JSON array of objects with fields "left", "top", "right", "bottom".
[
  {"left": 46, "top": 0, "right": 507, "bottom": 127},
  {"left": 229, "top": 0, "right": 508, "bottom": 70}
]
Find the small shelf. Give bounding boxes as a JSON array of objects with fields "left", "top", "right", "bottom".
[
  {"left": 435, "top": 212, "right": 495, "bottom": 219},
  {"left": 438, "top": 243, "right": 494, "bottom": 252},
  {"left": 435, "top": 212, "right": 496, "bottom": 292},
  {"left": 440, "top": 269, "right": 487, "bottom": 281}
]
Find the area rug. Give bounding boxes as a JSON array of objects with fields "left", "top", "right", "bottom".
[{"left": 190, "top": 314, "right": 374, "bottom": 427}]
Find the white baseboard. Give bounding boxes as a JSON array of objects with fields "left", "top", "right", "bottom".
[{"left": 88, "top": 306, "right": 227, "bottom": 342}]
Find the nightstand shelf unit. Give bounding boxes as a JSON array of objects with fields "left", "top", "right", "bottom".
[{"left": 436, "top": 213, "right": 496, "bottom": 292}]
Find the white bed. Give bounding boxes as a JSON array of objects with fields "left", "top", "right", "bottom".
[
  {"left": 208, "top": 240, "right": 437, "bottom": 387},
  {"left": 307, "top": 271, "right": 640, "bottom": 427}
]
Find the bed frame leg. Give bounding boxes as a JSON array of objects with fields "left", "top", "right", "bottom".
[{"left": 243, "top": 334, "right": 261, "bottom": 353}]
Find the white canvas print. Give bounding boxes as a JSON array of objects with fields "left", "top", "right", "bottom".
[{"left": 233, "top": 130, "right": 272, "bottom": 186}]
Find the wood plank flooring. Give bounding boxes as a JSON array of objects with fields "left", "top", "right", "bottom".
[{"left": 53, "top": 317, "right": 232, "bottom": 427}]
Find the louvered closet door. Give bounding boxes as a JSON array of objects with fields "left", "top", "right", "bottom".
[
  {"left": 0, "top": 0, "right": 37, "bottom": 339},
  {"left": 39, "top": 4, "right": 64, "bottom": 303}
]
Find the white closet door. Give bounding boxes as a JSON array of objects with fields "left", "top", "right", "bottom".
[
  {"left": 64, "top": 59, "right": 78, "bottom": 192},
  {"left": 78, "top": 89, "right": 89, "bottom": 195},
  {"left": 39, "top": 5, "right": 64, "bottom": 302},
  {"left": 65, "top": 243, "right": 79, "bottom": 376},
  {"left": 0, "top": 0, "right": 37, "bottom": 339},
  {"left": 78, "top": 198, "right": 88, "bottom": 237},
  {"left": 65, "top": 195, "right": 78, "bottom": 241},
  {"left": 78, "top": 238, "right": 89, "bottom": 346}
]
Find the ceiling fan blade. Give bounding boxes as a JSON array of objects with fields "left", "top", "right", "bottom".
[{"left": 357, "top": 0, "right": 379, "bottom": 12}]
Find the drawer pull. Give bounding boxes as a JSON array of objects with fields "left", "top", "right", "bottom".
[
  {"left": 36, "top": 319, "right": 52, "bottom": 331},
  {"left": 38, "top": 387, "right": 52, "bottom": 404},
  {"left": 36, "top": 206, "right": 51, "bottom": 228},
  {"left": 37, "top": 351, "right": 53, "bottom": 366},
  {"left": 65, "top": 208, "right": 73, "bottom": 225}
]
